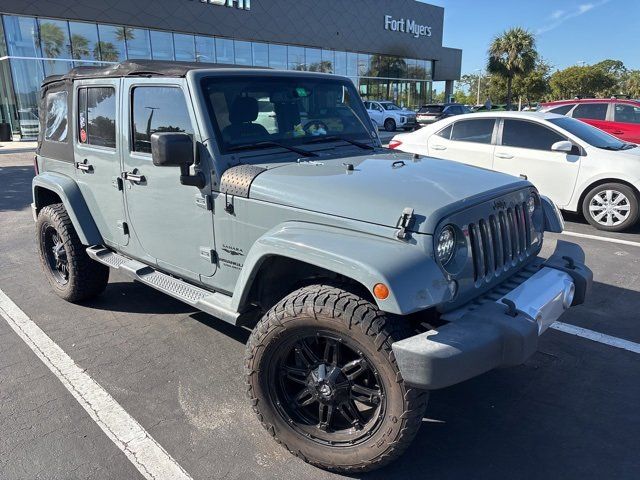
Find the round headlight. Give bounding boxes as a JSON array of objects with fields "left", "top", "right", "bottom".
[
  {"left": 527, "top": 194, "right": 537, "bottom": 215},
  {"left": 436, "top": 226, "right": 456, "bottom": 265}
]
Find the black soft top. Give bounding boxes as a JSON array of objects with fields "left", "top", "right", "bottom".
[{"left": 42, "top": 59, "right": 259, "bottom": 87}]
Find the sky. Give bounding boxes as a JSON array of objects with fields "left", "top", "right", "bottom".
[{"left": 421, "top": 0, "right": 640, "bottom": 78}]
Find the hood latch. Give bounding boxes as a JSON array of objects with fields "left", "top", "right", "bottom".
[{"left": 396, "top": 208, "right": 415, "bottom": 240}]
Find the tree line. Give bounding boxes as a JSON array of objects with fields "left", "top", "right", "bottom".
[{"left": 443, "top": 27, "right": 640, "bottom": 107}]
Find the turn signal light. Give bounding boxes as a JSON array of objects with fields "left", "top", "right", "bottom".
[
  {"left": 388, "top": 140, "right": 403, "bottom": 150},
  {"left": 373, "top": 283, "right": 390, "bottom": 300}
]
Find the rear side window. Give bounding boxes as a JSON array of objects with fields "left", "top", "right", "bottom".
[
  {"left": 572, "top": 103, "right": 608, "bottom": 120},
  {"left": 436, "top": 124, "right": 452, "bottom": 139},
  {"left": 132, "top": 86, "right": 194, "bottom": 154},
  {"left": 44, "top": 91, "right": 68, "bottom": 142},
  {"left": 450, "top": 119, "right": 495, "bottom": 144},
  {"left": 614, "top": 104, "right": 640, "bottom": 124},
  {"left": 419, "top": 105, "right": 443, "bottom": 114},
  {"left": 548, "top": 104, "right": 574, "bottom": 116},
  {"left": 502, "top": 120, "right": 565, "bottom": 150},
  {"left": 78, "top": 87, "right": 116, "bottom": 148}
]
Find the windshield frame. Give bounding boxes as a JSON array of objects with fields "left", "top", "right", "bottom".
[
  {"left": 198, "top": 72, "right": 376, "bottom": 156},
  {"left": 548, "top": 116, "right": 632, "bottom": 150}
]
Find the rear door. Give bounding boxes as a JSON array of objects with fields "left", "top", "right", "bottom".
[
  {"left": 427, "top": 118, "right": 496, "bottom": 168},
  {"left": 366, "top": 102, "right": 384, "bottom": 126},
  {"left": 493, "top": 119, "right": 580, "bottom": 207},
  {"left": 121, "top": 78, "right": 216, "bottom": 280},
  {"left": 571, "top": 102, "right": 611, "bottom": 134},
  {"left": 74, "top": 79, "right": 128, "bottom": 247},
  {"left": 610, "top": 103, "right": 640, "bottom": 143}
]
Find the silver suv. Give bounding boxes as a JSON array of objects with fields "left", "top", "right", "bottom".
[{"left": 32, "top": 60, "right": 591, "bottom": 473}]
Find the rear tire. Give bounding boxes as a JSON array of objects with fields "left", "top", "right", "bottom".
[
  {"left": 384, "top": 118, "right": 396, "bottom": 132},
  {"left": 582, "top": 183, "right": 639, "bottom": 232},
  {"left": 245, "top": 284, "right": 428, "bottom": 473},
  {"left": 36, "top": 203, "right": 109, "bottom": 302}
]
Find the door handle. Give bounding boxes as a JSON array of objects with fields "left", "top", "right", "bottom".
[
  {"left": 495, "top": 153, "right": 514, "bottom": 159},
  {"left": 123, "top": 171, "right": 146, "bottom": 184},
  {"left": 610, "top": 130, "right": 624, "bottom": 134},
  {"left": 431, "top": 144, "right": 447, "bottom": 151},
  {"left": 75, "top": 160, "right": 93, "bottom": 172}
]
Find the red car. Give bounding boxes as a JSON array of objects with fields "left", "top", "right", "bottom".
[{"left": 540, "top": 98, "right": 640, "bottom": 144}]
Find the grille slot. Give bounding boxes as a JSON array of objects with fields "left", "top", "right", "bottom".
[{"left": 469, "top": 202, "right": 533, "bottom": 283}]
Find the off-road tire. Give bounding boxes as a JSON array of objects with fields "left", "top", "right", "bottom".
[
  {"left": 384, "top": 118, "right": 397, "bottom": 132},
  {"left": 582, "top": 183, "right": 639, "bottom": 232},
  {"left": 245, "top": 284, "right": 428, "bottom": 473},
  {"left": 36, "top": 203, "right": 109, "bottom": 302}
]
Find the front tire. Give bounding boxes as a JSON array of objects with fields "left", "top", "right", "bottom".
[
  {"left": 36, "top": 203, "right": 109, "bottom": 302},
  {"left": 384, "top": 118, "right": 396, "bottom": 132},
  {"left": 245, "top": 284, "right": 428, "bottom": 473},
  {"left": 582, "top": 183, "right": 639, "bottom": 232}
]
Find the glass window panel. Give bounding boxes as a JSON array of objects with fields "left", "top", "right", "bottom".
[
  {"left": 321, "top": 50, "right": 334, "bottom": 74},
  {"left": 451, "top": 119, "right": 496, "bottom": 144},
  {"left": 97, "top": 25, "right": 126, "bottom": 62},
  {"left": 78, "top": 87, "right": 116, "bottom": 148},
  {"left": 234, "top": 40, "right": 252, "bottom": 65},
  {"left": 132, "top": 86, "right": 193, "bottom": 153},
  {"left": 38, "top": 19, "right": 71, "bottom": 59},
  {"left": 305, "top": 48, "right": 322, "bottom": 72},
  {"left": 174, "top": 33, "right": 195, "bottom": 61},
  {"left": 423, "top": 60, "right": 433, "bottom": 79},
  {"left": 44, "top": 91, "right": 68, "bottom": 142},
  {"left": 334, "top": 51, "right": 347, "bottom": 76},
  {"left": 4, "top": 15, "right": 40, "bottom": 57},
  {"left": 287, "top": 46, "right": 305, "bottom": 71},
  {"left": 216, "top": 38, "right": 234, "bottom": 64},
  {"left": 0, "top": 18, "right": 7, "bottom": 57},
  {"left": 9, "top": 58, "right": 44, "bottom": 137},
  {"left": 150, "top": 30, "right": 174, "bottom": 61},
  {"left": 614, "top": 104, "right": 640, "bottom": 124},
  {"left": 502, "top": 120, "right": 565, "bottom": 150},
  {"left": 358, "top": 54, "right": 371, "bottom": 77},
  {"left": 252, "top": 42, "right": 269, "bottom": 67},
  {"left": 346, "top": 52, "right": 358, "bottom": 77},
  {"left": 125, "top": 28, "right": 151, "bottom": 60},
  {"left": 572, "top": 103, "right": 608, "bottom": 121},
  {"left": 268, "top": 44, "right": 287, "bottom": 70},
  {"left": 195, "top": 36, "right": 215, "bottom": 63},
  {"left": 69, "top": 22, "right": 100, "bottom": 61}
]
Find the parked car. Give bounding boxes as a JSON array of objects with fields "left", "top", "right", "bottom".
[
  {"left": 473, "top": 104, "right": 518, "bottom": 112},
  {"left": 364, "top": 100, "right": 417, "bottom": 131},
  {"left": 539, "top": 98, "right": 640, "bottom": 144},
  {"left": 390, "top": 111, "right": 640, "bottom": 232},
  {"left": 33, "top": 61, "right": 591, "bottom": 473},
  {"left": 416, "top": 103, "right": 471, "bottom": 125}
]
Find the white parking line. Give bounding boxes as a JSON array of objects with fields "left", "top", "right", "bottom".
[
  {"left": 551, "top": 321, "right": 640, "bottom": 354},
  {"left": 0, "top": 289, "right": 193, "bottom": 480},
  {"left": 561, "top": 230, "right": 640, "bottom": 248}
]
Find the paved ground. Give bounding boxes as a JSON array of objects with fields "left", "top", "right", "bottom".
[{"left": 1, "top": 150, "right": 639, "bottom": 479}]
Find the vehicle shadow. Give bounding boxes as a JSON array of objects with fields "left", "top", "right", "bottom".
[
  {"left": 562, "top": 210, "right": 640, "bottom": 236},
  {"left": 0, "top": 165, "right": 34, "bottom": 212}
]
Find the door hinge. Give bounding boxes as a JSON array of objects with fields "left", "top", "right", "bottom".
[
  {"left": 200, "top": 247, "right": 218, "bottom": 264},
  {"left": 195, "top": 194, "right": 213, "bottom": 211},
  {"left": 396, "top": 207, "right": 414, "bottom": 240},
  {"left": 117, "top": 221, "right": 129, "bottom": 236}
]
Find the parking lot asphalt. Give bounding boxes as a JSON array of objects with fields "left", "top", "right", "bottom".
[{"left": 1, "top": 150, "right": 639, "bottom": 480}]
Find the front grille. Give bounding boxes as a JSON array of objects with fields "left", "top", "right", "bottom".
[{"left": 468, "top": 202, "right": 532, "bottom": 283}]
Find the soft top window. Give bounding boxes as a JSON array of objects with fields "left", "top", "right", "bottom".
[{"left": 44, "top": 91, "right": 69, "bottom": 143}]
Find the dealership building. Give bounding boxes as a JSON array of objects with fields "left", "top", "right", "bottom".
[{"left": 0, "top": 0, "right": 461, "bottom": 138}]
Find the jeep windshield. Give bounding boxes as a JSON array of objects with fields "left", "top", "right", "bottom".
[{"left": 201, "top": 76, "right": 375, "bottom": 155}]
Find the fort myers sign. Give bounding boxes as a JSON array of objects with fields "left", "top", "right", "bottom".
[{"left": 384, "top": 15, "right": 431, "bottom": 38}]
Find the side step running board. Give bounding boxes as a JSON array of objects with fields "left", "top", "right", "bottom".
[{"left": 87, "top": 246, "right": 240, "bottom": 325}]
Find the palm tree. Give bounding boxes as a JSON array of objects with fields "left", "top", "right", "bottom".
[
  {"left": 39, "top": 23, "right": 66, "bottom": 58},
  {"left": 487, "top": 27, "right": 537, "bottom": 108},
  {"left": 95, "top": 41, "right": 119, "bottom": 62},
  {"left": 71, "top": 34, "right": 90, "bottom": 60}
]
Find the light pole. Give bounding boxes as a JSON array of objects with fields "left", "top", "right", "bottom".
[{"left": 475, "top": 69, "right": 483, "bottom": 106}]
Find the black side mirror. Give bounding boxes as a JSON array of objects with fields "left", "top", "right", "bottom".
[
  {"left": 151, "top": 132, "right": 194, "bottom": 167},
  {"left": 150, "top": 132, "right": 206, "bottom": 188}
]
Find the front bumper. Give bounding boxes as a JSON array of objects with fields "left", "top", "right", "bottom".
[{"left": 392, "top": 240, "right": 592, "bottom": 390}]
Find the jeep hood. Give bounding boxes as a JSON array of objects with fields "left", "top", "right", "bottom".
[{"left": 248, "top": 153, "right": 531, "bottom": 235}]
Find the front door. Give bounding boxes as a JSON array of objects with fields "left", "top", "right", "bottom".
[
  {"left": 121, "top": 79, "right": 216, "bottom": 280},
  {"left": 74, "top": 79, "right": 128, "bottom": 247},
  {"left": 367, "top": 102, "right": 384, "bottom": 127},
  {"left": 611, "top": 103, "right": 640, "bottom": 143},
  {"left": 493, "top": 119, "right": 580, "bottom": 207}
]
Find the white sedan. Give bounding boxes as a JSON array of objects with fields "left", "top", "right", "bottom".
[{"left": 390, "top": 112, "right": 640, "bottom": 232}]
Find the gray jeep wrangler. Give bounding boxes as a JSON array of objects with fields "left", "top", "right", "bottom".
[{"left": 32, "top": 60, "right": 592, "bottom": 473}]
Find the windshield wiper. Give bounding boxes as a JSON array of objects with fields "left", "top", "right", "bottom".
[
  {"left": 304, "top": 135, "right": 374, "bottom": 150},
  {"left": 227, "top": 141, "right": 318, "bottom": 157}
]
